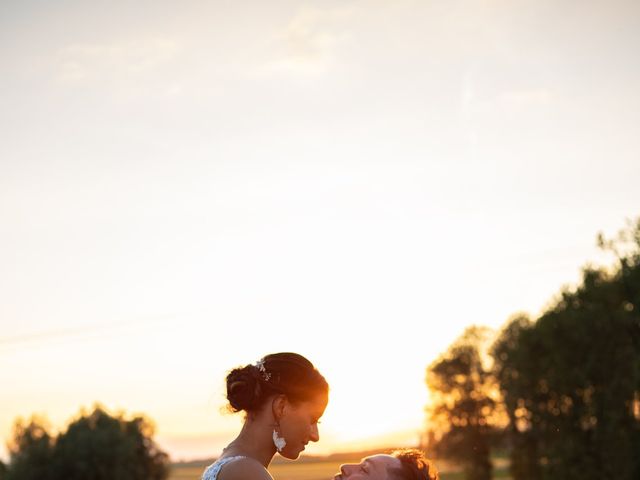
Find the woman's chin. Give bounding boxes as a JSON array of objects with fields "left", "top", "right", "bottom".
[{"left": 280, "top": 449, "right": 302, "bottom": 460}]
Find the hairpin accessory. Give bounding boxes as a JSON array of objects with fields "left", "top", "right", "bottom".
[{"left": 255, "top": 358, "right": 272, "bottom": 381}]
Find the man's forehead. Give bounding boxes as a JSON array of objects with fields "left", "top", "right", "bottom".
[{"left": 363, "top": 454, "right": 402, "bottom": 469}]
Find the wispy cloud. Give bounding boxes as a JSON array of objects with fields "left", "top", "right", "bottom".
[
  {"left": 263, "top": 6, "right": 354, "bottom": 75},
  {"left": 54, "top": 37, "right": 179, "bottom": 85}
]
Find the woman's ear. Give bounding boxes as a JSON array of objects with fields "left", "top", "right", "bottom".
[{"left": 271, "top": 394, "right": 287, "bottom": 421}]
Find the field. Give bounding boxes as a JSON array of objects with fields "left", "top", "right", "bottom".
[{"left": 169, "top": 456, "right": 511, "bottom": 480}]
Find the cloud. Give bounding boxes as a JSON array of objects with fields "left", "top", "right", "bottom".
[
  {"left": 263, "top": 6, "right": 354, "bottom": 75},
  {"left": 54, "top": 37, "right": 179, "bottom": 85}
]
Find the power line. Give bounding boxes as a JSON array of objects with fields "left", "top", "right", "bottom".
[{"left": 0, "top": 314, "right": 177, "bottom": 350}]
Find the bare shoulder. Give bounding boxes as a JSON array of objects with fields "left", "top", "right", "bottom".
[{"left": 217, "top": 457, "right": 273, "bottom": 480}]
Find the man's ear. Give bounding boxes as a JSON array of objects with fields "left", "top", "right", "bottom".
[{"left": 271, "top": 394, "right": 288, "bottom": 421}]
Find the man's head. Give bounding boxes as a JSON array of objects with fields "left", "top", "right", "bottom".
[{"left": 333, "top": 449, "right": 439, "bottom": 480}]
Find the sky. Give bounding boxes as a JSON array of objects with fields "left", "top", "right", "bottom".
[{"left": 1, "top": 0, "right": 639, "bottom": 463}]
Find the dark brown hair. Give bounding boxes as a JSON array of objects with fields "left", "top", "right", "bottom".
[
  {"left": 388, "top": 449, "right": 439, "bottom": 480},
  {"left": 226, "top": 352, "right": 328, "bottom": 413}
]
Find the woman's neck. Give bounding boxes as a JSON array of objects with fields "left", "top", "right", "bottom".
[{"left": 223, "top": 420, "right": 277, "bottom": 468}]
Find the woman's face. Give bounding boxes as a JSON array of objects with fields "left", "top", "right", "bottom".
[{"left": 278, "top": 392, "right": 328, "bottom": 459}]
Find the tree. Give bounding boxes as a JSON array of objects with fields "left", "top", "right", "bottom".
[
  {"left": 491, "top": 314, "right": 542, "bottom": 480},
  {"left": 426, "top": 326, "right": 500, "bottom": 480},
  {"left": 4, "top": 406, "right": 170, "bottom": 480},
  {"left": 4, "top": 417, "right": 54, "bottom": 480},
  {"left": 491, "top": 218, "right": 640, "bottom": 480}
]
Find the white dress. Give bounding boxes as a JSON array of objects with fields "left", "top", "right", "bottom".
[{"left": 201, "top": 455, "right": 246, "bottom": 480}]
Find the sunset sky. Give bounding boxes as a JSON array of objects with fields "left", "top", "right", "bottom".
[{"left": 1, "top": 0, "right": 639, "bottom": 462}]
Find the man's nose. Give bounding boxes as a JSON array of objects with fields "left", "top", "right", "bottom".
[
  {"left": 310, "top": 423, "right": 319, "bottom": 442},
  {"left": 340, "top": 464, "right": 357, "bottom": 477}
]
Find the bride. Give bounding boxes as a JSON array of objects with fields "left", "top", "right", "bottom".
[{"left": 202, "top": 352, "right": 329, "bottom": 480}]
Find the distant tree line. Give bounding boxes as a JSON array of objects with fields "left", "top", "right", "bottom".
[
  {"left": 0, "top": 406, "right": 169, "bottom": 480},
  {"left": 426, "top": 218, "right": 640, "bottom": 480}
]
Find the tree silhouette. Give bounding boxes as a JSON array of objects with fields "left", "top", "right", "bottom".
[
  {"left": 426, "top": 326, "right": 499, "bottom": 480},
  {"left": 4, "top": 406, "right": 169, "bottom": 480},
  {"left": 5, "top": 417, "right": 54, "bottom": 480},
  {"left": 491, "top": 218, "right": 640, "bottom": 480}
]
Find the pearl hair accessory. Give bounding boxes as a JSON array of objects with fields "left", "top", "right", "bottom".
[{"left": 255, "top": 358, "right": 272, "bottom": 381}]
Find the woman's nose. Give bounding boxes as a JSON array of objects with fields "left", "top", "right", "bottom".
[{"left": 310, "top": 423, "right": 319, "bottom": 442}]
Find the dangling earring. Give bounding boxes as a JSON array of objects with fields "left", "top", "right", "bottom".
[{"left": 272, "top": 423, "right": 286, "bottom": 452}]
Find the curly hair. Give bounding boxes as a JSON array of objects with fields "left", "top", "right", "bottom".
[
  {"left": 388, "top": 449, "right": 439, "bottom": 480},
  {"left": 225, "top": 352, "right": 328, "bottom": 413}
]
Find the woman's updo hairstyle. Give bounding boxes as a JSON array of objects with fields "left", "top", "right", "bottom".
[{"left": 226, "top": 352, "right": 328, "bottom": 413}]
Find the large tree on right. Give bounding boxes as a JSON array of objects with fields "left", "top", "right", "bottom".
[{"left": 491, "top": 218, "right": 640, "bottom": 480}]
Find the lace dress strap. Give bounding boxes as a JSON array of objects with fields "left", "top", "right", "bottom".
[{"left": 201, "top": 455, "right": 247, "bottom": 480}]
